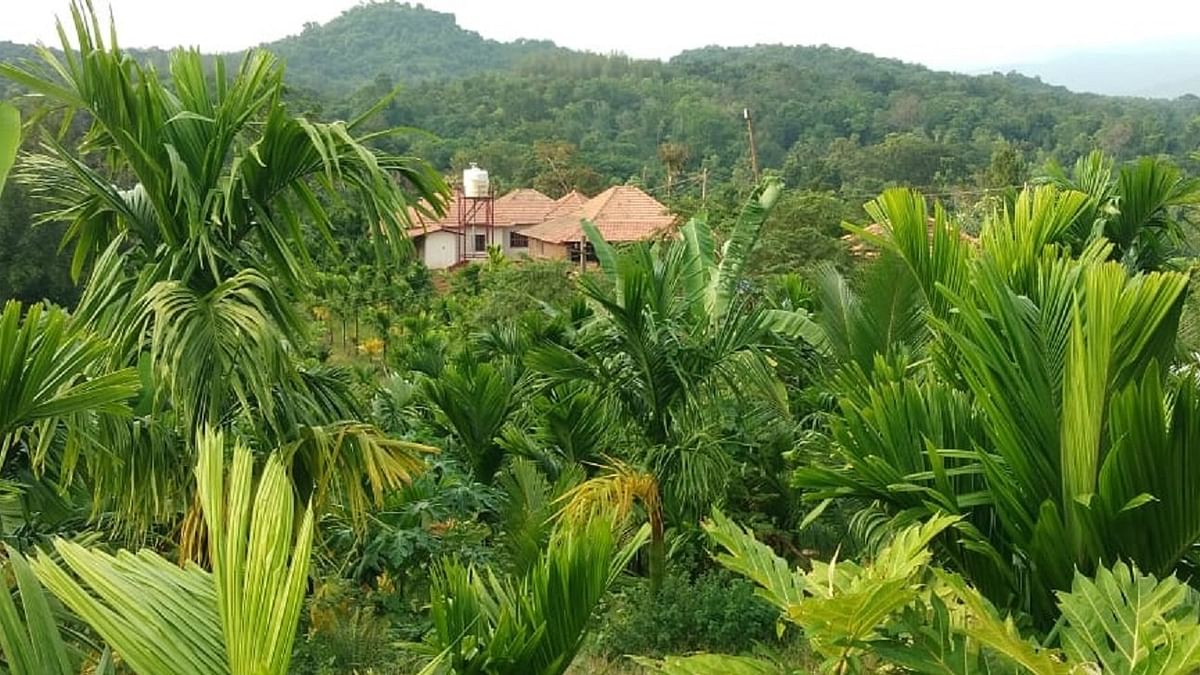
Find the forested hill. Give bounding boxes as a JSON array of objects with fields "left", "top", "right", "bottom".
[
  {"left": 241, "top": 3, "right": 1200, "bottom": 195},
  {"left": 5, "top": 1, "right": 1200, "bottom": 305},
  {"left": 262, "top": 2, "right": 566, "bottom": 95}
]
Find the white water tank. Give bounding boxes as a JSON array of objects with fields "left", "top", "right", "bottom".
[{"left": 462, "top": 163, "right": 490, "bottom": 198}]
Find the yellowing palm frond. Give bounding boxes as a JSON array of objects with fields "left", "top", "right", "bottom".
[{"left": 557, "top": 460, "right": 665, "bottom": 588}]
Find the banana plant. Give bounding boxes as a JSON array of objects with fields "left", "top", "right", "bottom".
[{"left": 29, "top": 428, "right": 314, "bottom": 674}]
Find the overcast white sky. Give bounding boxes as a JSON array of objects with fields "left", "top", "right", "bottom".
[{"left": 4, "top": 0, "right": 1200, "bottom": 71}]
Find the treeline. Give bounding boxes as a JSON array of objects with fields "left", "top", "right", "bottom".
[
  {"left": 5, "top": 1, "right": 1200, "bottom": 306},
  {"left": 320, "top": 34, "right": 1200, "bottom": 197}
]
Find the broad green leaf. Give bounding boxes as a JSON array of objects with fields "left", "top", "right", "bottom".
[{"left": 0, "top": 101, "right": 17, "bottom": 194}]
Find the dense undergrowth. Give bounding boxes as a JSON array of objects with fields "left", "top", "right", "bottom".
[{"left": 5, "top": 3, "right": 1200, "bottom": 675}]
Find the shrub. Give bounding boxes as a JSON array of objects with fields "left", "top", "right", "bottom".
[{"left": 594, "top": 571, "right": 779, "bottom": 657}]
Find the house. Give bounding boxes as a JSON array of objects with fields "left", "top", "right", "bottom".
[
  {"left": 520, "top": 185, "right": 677, "bottom": 263},
  {"left": 406, "top": 188, "right": 557, "bottom": 269},
  {"left": 406, "top": 184, "right": 675, "bottom": 270}
]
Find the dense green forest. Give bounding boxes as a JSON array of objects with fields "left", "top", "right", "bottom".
[
  {"left": 6, "top": 2, "right": 1200, "bottom": 674},
  {"left": 5, "top": 2, "right": 1200, "bottom": 305}
]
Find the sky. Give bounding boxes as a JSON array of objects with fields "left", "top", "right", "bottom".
[{"left": 4, "top": 0, "right": 1200, "bottom": 72}]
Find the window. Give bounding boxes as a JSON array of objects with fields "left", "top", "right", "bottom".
[
  {"left": 473, "top": 234, "right": 487, "bottom": 252},
  {"left": 509, "top": 231, "right": 529, "bottom": 248},
  {"left": 567, "top": 241, "right": 599, "bottom": 264}
]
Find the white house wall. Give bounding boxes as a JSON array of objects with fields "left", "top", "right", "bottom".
[{"left": 422, "top": 230, "right": 459, "bottom": 269}]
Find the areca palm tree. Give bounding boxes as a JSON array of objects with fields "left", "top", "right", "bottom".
[
  {"left": 1040, "top": 150, "right": 1200, "bottom": 271},
  {"left": 0, "top": 1, "right": 448, "bottom": 528},
  {"left": 527, "top": 178, "right": 812, "bottom": 518},
  {"left": 31, "top": 429, "right": 313, "bottom": 674},
  {"left": 421, "top": 515, "right": 648, "bottom": 675},
  {"left": 799, "top": 184, "right": 1200, "bottom": 622}
]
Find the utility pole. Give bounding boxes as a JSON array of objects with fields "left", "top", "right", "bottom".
[
  {"left": 701, "top": 166, "right": 708, "bottom": 203},
  {"left": 744, "top": 108, "right": 760, "bottom": 181}
]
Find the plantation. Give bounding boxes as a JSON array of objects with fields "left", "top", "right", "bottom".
[{"left": 5, "top": 2, "right": 1200, "bottom": 674}]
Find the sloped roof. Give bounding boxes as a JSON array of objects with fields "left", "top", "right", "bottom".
[
  {"left": 520, "top": 185, "right": 676, "bottom": 244},
  {"left": 405, "top": 187, "right": 556, "bottom": 237},
  {"left": 544, "top": 190, "right": 589, "bottom": 219},
  {"left": 493, "top": 188, "right": 557, "bottom": 226}
]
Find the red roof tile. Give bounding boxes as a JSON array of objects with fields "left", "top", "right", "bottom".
[
  {"left": 406, "top": 187, "right": 557, "bottom": 238},
  {"left": 520, "top": 185, "right": 676, "bottom": 244},
  {"left": 493, "top": 188, "right": 557, "bottom": 226}
]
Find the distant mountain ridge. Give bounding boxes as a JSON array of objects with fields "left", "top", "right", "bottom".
[{"left": 984, "top": 42, "right": 1200, "bottom": 99}]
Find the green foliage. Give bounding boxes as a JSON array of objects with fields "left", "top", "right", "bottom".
[
  {"left": 595, "top": 572, "right": 780, "bottom": 658},
  {"left": 528, "top": 180, "right": 809, "bottom": 521},
  {"left": 0, "top": 548, "right": 76, "bottom": 675},
  {"left": 0, "top": 0, "right": 445, "bottom": 529},
  {"left": 644, "top": 511, "right": 1008, "bottom": 674},
  {"left": 799, "top": 179, "right": 1200, "bottom": 622},
  {"left": 634, "top": 653, "right": 788, "bottom": 675},
  {"left": 0, "top": 101, "right": 16, "bottom": 194},
  {"left": 31, "top": 429, "right": 314, "bottom": 674},
  {"left": 1041, "top": 150, "right": 1200, "bottom": 270},
  {"left": 421, "top": 517, "right": 649, "bottom": 675},
  {"left": 0, "top": 300, "right": 138, "bottom": 462},
  {"left": 265, "top": 2, "right": 565, "bottom": 95},
  {"left": 422, "top": 360, "right": 521, "bottom": 483}
]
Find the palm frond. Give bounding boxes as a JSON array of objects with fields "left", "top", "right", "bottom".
[
  {"left": 31, "top": 428, "right": 315, "bottom": 675},
  {"left": 0, "top": 101, "right": 17, "bottom": 193},
  {"left": 0, "top": 300, "right": 139, "bottom": 465},
  {"left": 0, "top": 547, "right": 76, "bottom": 675}
]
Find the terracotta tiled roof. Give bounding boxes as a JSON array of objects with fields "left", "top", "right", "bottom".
[
  {"left": 406, "top": 188, "right": 557, "bottom": 238},
  {"left": 493, "top": 188, "right": 557, "bottom": 226},
  {"left": 544, "top": 190, "right": 589, "bottom": 219},
  {"left": 520, "top": 185, "right": 676, "bottom": 244}
]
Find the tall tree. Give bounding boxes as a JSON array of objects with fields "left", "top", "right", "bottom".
[{"left": 0, "top": 0, "right": 448, "bottom": 528}]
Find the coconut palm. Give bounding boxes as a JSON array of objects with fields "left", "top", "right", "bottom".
[
  {"left": 0, "top": 1, "right": 448, "bottom": 528},
  {"left": 798, "top": 185, "right": 1200, "bottom": 622}
]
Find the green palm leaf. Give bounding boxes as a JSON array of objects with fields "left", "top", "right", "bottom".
[
  {"left": 0, "top": 300, "right": 139, "bottom": 463},
  {"left": 31, "top": 428, "right": 315, "bottom": 675},
  {"left": 0, "top": 101, "right": 17, "bottom": 194},
  {"left": 0, "top": 547, "right": 75, "bottom": 675},
  {"left": 424, "top": 516, "right": 648, "bottom": 675}
]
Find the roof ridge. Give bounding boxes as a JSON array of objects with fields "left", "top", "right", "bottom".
[{"left": 584, "top": 185, "right": 621, "bottom": 220}]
